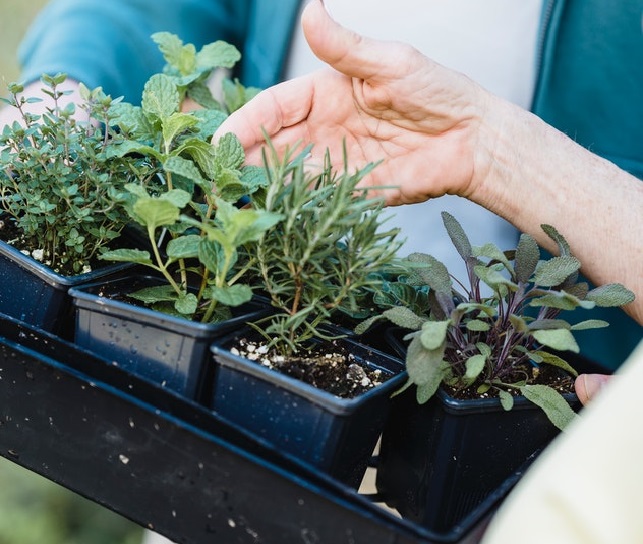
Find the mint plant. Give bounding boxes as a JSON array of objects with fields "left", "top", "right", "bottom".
[
  {"left": 0, "top": 74, "right": 152, "bottom": 275},
  {"left": 248, "top": 144, "right": 402, "bottom": 355},
  {"left": 357, "top": 212, "right": 635, "bottom": 429},
  {"left": 98, "top": 35, "right": 280, "bottom": 323}
]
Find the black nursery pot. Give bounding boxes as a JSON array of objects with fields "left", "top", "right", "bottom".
[
  {"left": 210, "top": 329, "right": 406, "bottom": 488},
  {"left": 375, "top": 327, "right": 600, "bottom": 534},
  {"left": 0, "top": 239, "right": 133, "bottom": 340},
  {"left": 69, "top": 275, "right": 270, "bottom": 401}
]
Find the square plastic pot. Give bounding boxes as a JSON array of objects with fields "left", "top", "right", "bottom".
[
  {"left": 210, "top": 328, "right": 406, "bottom": 487},
  {"left": 0, "top": 239, "right": 134, "bottom": 340},
  {"left": 375, "top": 326, "right": 604, "bottom": 533},
  {"left": 69, "top": 275, "right": 271, "bottom": 400}
]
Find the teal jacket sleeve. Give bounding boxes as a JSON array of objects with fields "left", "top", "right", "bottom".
[{"left": 18, "top": 0, "right": 250, "bottom": 103}]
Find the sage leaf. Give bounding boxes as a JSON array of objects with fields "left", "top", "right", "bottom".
[
  {"left": 406, "top": 333, "right": 447, "bottom": 389},
  {"left": 498, "top": 389, "right": 514, "bottom": 411},
  {"left": 520, "top": 384, "right": 578, "bottom": 430},
  {"left": 531, "top": 350, "right": 578, "bottom": 377},
  {"left": 464, "top": 354, "right": 486, "bottom": 382},
  {"left": 532, "top": 328, "right": 580, "bottom": 353},
  {"left": 515, "top": 233, "right": 540, "bottom": 282},
  {"left": 586, "top": 283, "right": 636, "bottom": 307},
  {"left": 533, "top": 256, "right": 581, "bottom": 287},
  {"left": 420, "top": 320, "right": 451, "bottom": 350},
  {"left": 441, "top": 211, "right": 472, "bottom": 259}
]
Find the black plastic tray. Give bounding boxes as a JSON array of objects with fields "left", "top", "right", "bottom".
[{"left": 0, "top": 314, "right": 519, "bottom": 543}]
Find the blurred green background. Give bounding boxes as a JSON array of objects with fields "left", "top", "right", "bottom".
[{"left": 0, "top": 2, "right": 143, "bottom": 542}]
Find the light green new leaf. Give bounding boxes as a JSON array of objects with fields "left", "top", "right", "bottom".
[
  {"left": 586, "top": 283, "right": 636, "bottom": 307},
  {"left": 514, "top": 233, "right": 540, "bottom": 283},
  {"left": 533, "top": 256, "right": 581, "bottom": 287},
  {"left": 474, "top": 264, "right": 518, "bottom": 291},
  {"left": 162, "top": 112, "right": 198, "bottom": 149},
  {"left": 175, "top": 292, "right": 198, "bottom": 315},
  {"left": 142, "top": 74, "right": 180, "bottom": 121},
  {"left": 532, "top": 328, "right": 579, "bottom": 353},
  {"left": 99, "top": 248, "right": 152, "bottom": 265},
  {"left": 406, "top": 333, "right": 447, "bottom": 389},
  {"left": 133, "top": 198, "right": 179, "bottom": 230},
  {"left": 498, "top": 389, "right": 514, "bottom": 411},
  {"left": 420, "top": 320, "right": 451, "bottom": 350},
  {"left": 520, "top": 384, "right": 578, "bottom": 430},
  {"left": 473, "top": 243, "right": 513, "bottom": 273},
  {"left": 196, "top": 41, "right": 241, "bottom": 70},
  {"left": 509, "top": 314, "right": 530, "bottom": 333},
  {"left": 465, "top": 319, "right": 490, "bottom": 332},
  {"left": 464, "top": 354, "right": 486, "bottom": 382},
  {"left": 152, "top": 32, "right": 196, "bottom": 75}
]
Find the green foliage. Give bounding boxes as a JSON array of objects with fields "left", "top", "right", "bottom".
[
  {"left": 99, "top": 33, "right": 279, "bottom": 323},
  {"left": 357, "top": 212, "right": 635, "bottom": 429},
  {"left": 249, "top": 144, "right": 402, "bottom": 355},
  {"left": 0, "top": 75, "right": 153, "bottom": 274}
]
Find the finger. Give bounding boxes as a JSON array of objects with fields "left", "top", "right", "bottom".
[
  {"left": 212, "top": 76, "right": 316, "bottom": 149},
  {"left": 301, "top": 0, "right": 413, "bottom": 82},
  {"left": 574, "top": 373, "right": 612, "bottom": 405}
]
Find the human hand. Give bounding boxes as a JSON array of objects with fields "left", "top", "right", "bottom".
[
  {"left": 213, "top": 0, "right": 495, "bottom": 206},
  {"left": 574, "top": 374, "right": 612, "bottom": 405}
]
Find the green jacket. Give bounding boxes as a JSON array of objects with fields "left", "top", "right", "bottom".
[{"left": 18, "top": 0, "right": 642, "bottom": 369}]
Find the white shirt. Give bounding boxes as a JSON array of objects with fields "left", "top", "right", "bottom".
[{"left": 285, "top": 0, "right": 543, "bottom": 283}]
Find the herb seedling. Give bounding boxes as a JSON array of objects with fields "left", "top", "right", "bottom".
[
  {"left": 357, "top": 212, "right": 635, "bottom": 429},
  {"left": 248, "top": 144, "right": 402, "bottom": 355},
  {"left": 0, "top": 74, "right": 151, "bottom": 274}
]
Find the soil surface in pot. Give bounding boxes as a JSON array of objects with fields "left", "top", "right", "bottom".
[
  {"left": 445, "top": 362, "right": 575, "bottom": 401},
  {"left": 230, "top": 337, "right": 393, "bottom": 398}
]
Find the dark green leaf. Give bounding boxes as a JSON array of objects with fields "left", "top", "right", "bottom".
[
  {"left": 514, "top": 233, "right": 540, "bottom": 282},
  {"left": 441, "top": 211, "right": 472, "bottom": 259},
  {"left": 533, "top": 256, "right": 580, "bottom": 287}
]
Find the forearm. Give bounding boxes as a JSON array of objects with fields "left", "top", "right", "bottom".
[{"left": 471, "top": 96, "right": 642, "bottom": 322}]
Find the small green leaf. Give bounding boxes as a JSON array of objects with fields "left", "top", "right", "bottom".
[
  {"left": 129, "top": 285, "right": 179, "bottom": 304},
  {"left": 531, "top": 350, "right": 578, "bottom": 378},
  {"left": 142, "top": 74, "right": 180, "bottom": 121},
  {"left": 99, "top": 248, "right": 152, "bottom": 265},
  {"left": 164, "top": 154, "right": 206, "bottom": 186},
  {"left": 209, "top": 284, "right": 253, "bottom": 307},
  {"left": 196, "top": 40, "right": 241, "bottom": 70},
  {"left": 166, "top": 234, "right": 200, "bottom": 260},
  {"left": 175, "top": 292, "right": 198, "bottom": 315},
  {"left": 529, "top": 290, "right": 595, "bottom": 311},
  {"left": 465, "top": 319, "right": 490, "bottom": 332},
  {"left": 532, "top": 328, "right": 580, "bottom": 353},
  {"left": 464, "top": 354, "right": 486, "bottom": 382},
  {"left": 498, "top": 389, "right": 514, "bottom": 411},
  {"left": 520, "top": 384, "right": 578, "bottom": 430},
  {"left": 533, "top": 256, "right": 581, "bottom": 287},
  {"left": 419, "top": 320, "right": 451, "bottom": 350},
  {"left": 570, "top": 319, "right": 609, "bottom": 331},
  {"left": 406, "top": 333, "right": 447, "bottom": 390},
  {"left": 473, "top": 243, "right": 513, "bottom": 273},
  {"left": 586, "top": 284, "right": 636, "bottom": 307},
  {"left": 133, "top": 197, "right": 181, "bottom": 230},
  {"left": 162, "top": 112, "right": 198, "bottom": 149},
  {"left": 214, "top": 132, "right": 245, "bottom": 170}
]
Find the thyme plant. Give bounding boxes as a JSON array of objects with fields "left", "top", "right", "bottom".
[
  {"left": 0, "top": 74, "right": 151, "bottom": 274},
  {"left": 99, "top": 34, "right": 279, "bottom": 323},
  {"left": 357, "top": 212, "right": 635, "bottom": 429}
]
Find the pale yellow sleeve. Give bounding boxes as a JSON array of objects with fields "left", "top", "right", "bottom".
[{"left": 481, "top": 340, "right": 643, "bottom": 544}]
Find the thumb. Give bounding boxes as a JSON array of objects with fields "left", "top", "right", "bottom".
[
  {"left": 301, "top": 0, "right": 407, "bottom": 82},
  {"left": 574, "top": 373, "right": 612, "bottom": 405}
]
